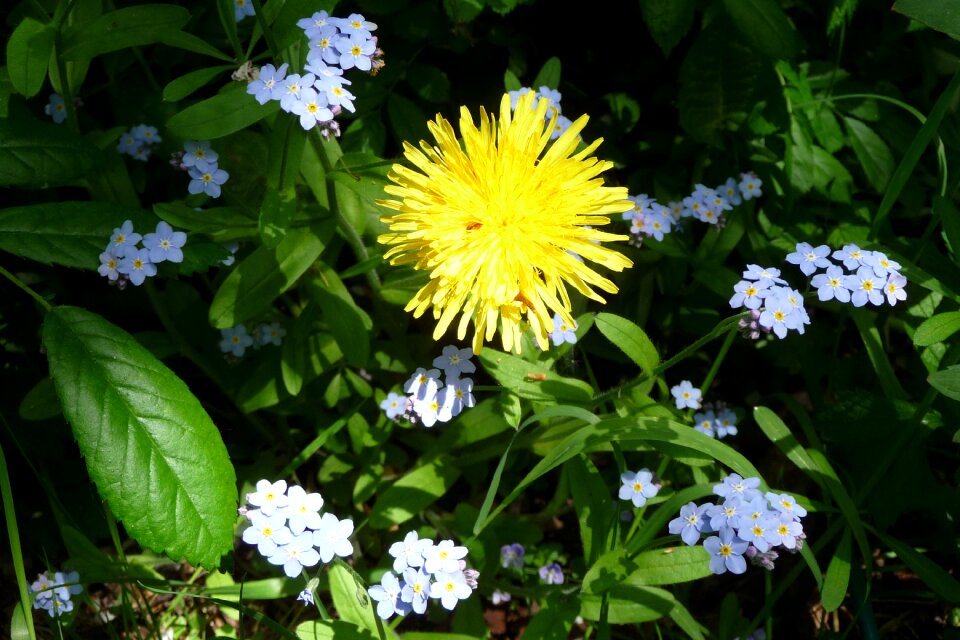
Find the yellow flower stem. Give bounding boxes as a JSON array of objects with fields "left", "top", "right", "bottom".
[{"left": 589, "top": 312, "right": 747, "bottom": 409}]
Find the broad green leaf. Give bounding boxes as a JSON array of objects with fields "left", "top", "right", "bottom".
[
  {"left": 851, "top": 309, "right": 908, "bottom": 401},
  {"left": 0, "top": 119, "right": 101, "bottom": 186},
  {"left": 10, "top": 602, "right": 30, "bottom": 640},
  {"left": 752, "top": 406, "right": 821, "bottom": 483},
  {"left": 806, "top": 449, "right": 871, "bottom": 570},
  {"left": 822, "top": 530, "right": 851, "bottom": 612},
  {"left": 328, "top": 561, "right": 383, "bottom": 635},
  {"left": 724, "top": 0, "right": 801, "bottom": 58},
  {"left": 844, "top": 117, "right": 894, "bottom": 192},
  {"left": 928, "top": 364, "right": 960, "bottom": 401},
  {"left": 532, "top": 57, "right": 561, "bottom": 90},
  {"left": 914, "top": 311, "right": 960, "bottom": 346},
  {"left": 521, "top": 592, "right": 577, "bottom": 639},
  {"left": 369, "top": 455, "right": 461, "bottom": 528},
  {"left": 443, "top": 0, "right": 485, "bottom": 23},
  {"left": 580, "top": 585, "right": 676, "bottom": 624},
  {"left": 204, "top": 577, "right": 300, "bottom": 600},
  {"left": 162, "top": 66, "right": 233, "bottom": 102},
  {"left": 154, "top": 202, "right": 257, "bottom": 237},
  {"left": 167, "top": 84, "right": 280, "bottom": 140},
  {"left": 295, "top": 620, "right": 377, "bottom": 640},
  {"left": 893, "top": 0, "right": 960, "bottom": 40},
  {"left": 875, "top": 531, "right": 960, "bottom": 602},
  {"left": 569, "top": 455, "right": 616, "bottom": 565},
  {"left": 7, "top": 18, "right": 55, "bottom": 97},
  {"left": 594, "top": 312, "right": 659, "bottom": 373},
  {"left": 59, "top": 5, "right": 191, "bottom": 60},
  {"left": 504, "top": 69, "right": 522, "bottom": 92},
  {"left": 639, "top": 0, "right": 696, "bottom": 55},
  {"left": 678, "top": 21, "right": 764, "bottom": 144},
  {"left": 312, "top": 286, "right": 372, "bottom": 367},
  {"left": 477, "top": 349, "right": 594, "bottom": 404},
  {"left": 160, "top": 30, "right": 234, "bottom": 62},
  {"left": 407, "top": 63, "right": 451, "bottom": 103},
  {"left": 209, "top": 220, "right": 335, "bottom": 328},
  {"left": 582, "top": 548, "right": 639, "bottom": 594},
  {"left": 624, "top": 546, "right": 713, "bottom": 586},
  {"left": 387, "top": 94, "right": 430, "bottom": 148},
  {"left": 19, "top": 378, "right": 61, "bottom": 421},
  {"left": 43, "top": 306, "right": 237, "bottom": 568},
  {"left": 0, "top": 202, "right": 153, "bottom": 269}
]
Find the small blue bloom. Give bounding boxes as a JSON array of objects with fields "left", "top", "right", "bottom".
[
  {"left": 247, "top": 63, "right": 289, "bottom": 105},
  {"left": 738, "top": 172, "right": 763, "bottom": 200},
  {"left": 187, "top": 166, "right": 230, "bottom": 198},
  {"left": 742, "top": 264, "right": 787, "bottom": 287},
  {"left": 671, "top": 380, "right": 701, "bottom": 410},
  {"left": 769, "top": 513, "right": 805, "bottom": 549},
  {"left": 618, "top": 469, "right": 659, "bottom": 507},
  {"left": 336, "top": 13, "right": 378, "bottom": 39},
  {"left": 131, "top": 124, "right": 161, "bottom": 144},
  {"left": 142, "top": 221, "right": 187, "bottom": 263},
  {"left": 693, "top": 410, "right": 716, "bottom": 438},
  {"left": 234, "top": 0, "right": 255, "bottom": 22},
  {"left": 713, "top": 474, "right": 762, "bottom": 502},
  {"left": 845, "top": 266, "right": 885, "bottom": 307},
  {"left": 715, "top": 407, "right": 738, "bottom": 438},
  {"left": 785, "top": 242, "right": 832, "bottom": 276},
  {"left": 117, "top": 132, "right": 143, "bottom": 157},
  {"left": 832, "top": 243, "right": 869, "bottom": 270},
  {"left": 668, "top": 501, "right": 713, "bottom": 546},
  {"left": 718, "top": 177, "right": 743, "bottom": 206},
  {"left": 729, "top": 279, "right": 770, "bottom": 310},
  {"left": 98, "top": 249, "right": 121, "bottom": 281},
  {"left": 863, "top": 251, "right": 902, "bottom": 278},
  {"left": 538, "top": 562, "right": 564, "bottom": 585},
  {"left": 549, "top": 313, "right": 578, "bottom": 346},
  {"left": 389, "top": 530, "right": 433, "bottom": 573},
  {"left": 500, "top": 543, "right": 525, "bottom": 569},
  {"left": 884, "top": 273, "right": 908, "bottom": 306},
  {"left": 369, "top": 571, "right": 409, "bottom": 619},
  {"left": 297, "top": 11, "right": 333, "bottom": 39},
  {"left": 44, "top": 94, "right": 67, "bottom": 123},
  {"left": 707, "top": 497, "right": 744, "bottom": 531},
  {"left": 380, "top": 392, "right": 408, "bottom": 421},
  {"left": 432, "top": 345, "right": 476, "bottom": 379},
  {"left": 336, "top": 34, "right": 376, "bottom": 72},
  {"left": 297, "top": 588, "right": 315, "bottom": 606},
  {"left": 703, "top": 527, "right": 749, "bottom": 575},
  {"left": 109, "top": 220, "right": 142, "bottom": 257},
  {"left": 811, "top": 265, "right": 851, "bottom": 303},
  {"left": 182, "top": 140, "right": 219, "bottom": 173},
  {"left": 220, "top": 325, "right": 254, "bottom": 357},
  {"left": 758, "top": 290, "right": 800, "bottom": 339},
  {"left": 400, "top": 567, "right": 430, "bottom": 614},
  {"left": 764, "top": 491, "right": 807, "bottom": 520},
  {"left": 117, "top": 248, "right": 156, "bottom": 286},
  {"left": 738, "top": 515, "right": 779, "bottom": 552}
]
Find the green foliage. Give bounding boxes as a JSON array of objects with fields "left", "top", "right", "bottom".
[{"left": 42, "top": 306, "right": 237, "bottom": 568}]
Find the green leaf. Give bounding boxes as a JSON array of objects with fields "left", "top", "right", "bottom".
[
  {"left": 162, "top": 66, "right": 233, "bottom": 102},
  {"left": 295, "top": 620, "right": 377, "bottom": 640},
  {"left": 844, "top": 117, "right": 894, "bottom": 192},
  {"left": 154, "top": 202, "right": 257, "bottom": 237},
  {"left": 328, "top": 561, "right": 383, "bottom": 635},
  {"left": 724, "top": 0, "right": 801, "bottom": 58},
  {"left": 928, "top": 364, "right": 960, "bottom": 401},
  {"left": 875, "top": 530, "right": 960, "bottom": 602},
  {"left": 532, "top": 57, "right": 561, "bottom": 90},
  {"left": 521, "top": 592, "right": 578, "bottom": 639},
  {"left": 443, "top": 0, "right": 485, "bottom": 23},
  {"left": 59, "top": 5, "right": 191, "bottom": 60},
  {"left": 593, "top": 312, "right": 659, "bottom": 373},
  {"left": 0, "top": 118, "right": 102, "bottom": 186},
  {"left": 893, "top": 0, "right": 960, "bottom": 39},
  {"left": 579, "top": 585, "right": 676, "bottom": 624},
  {"left": 582, "top": 548, "right": 639, "bottom": 594},
  {"left": 624, "top": 546, "right": 714, "bottom": 587},
  {"left": 568, "top": 455, "right": 616, "bottom": 565},
  {"left": 311, "top": 285, "right": 373, "bottom": 367},
  {"left": 368, "top": 455, "right": 461, "bottom": 528},
  {"left": 19, "top": 378, "right": 61, "bottom": 421},
  {"left": 0, "top": 202, "right": 153, "bottom": 269},
  {"left": 167, "top": 84, "right": 280, "bottom": 140},
  {"left": 159, "top": 30, "right": 234, "bottom": 61},
  {"left": 638, "top": 0, "right": 696, "bottom": 55},
  {"left": 806, "top": 449, "right": 871, "bottom": 572},
  {"left": 209, "top": 220, "right": 335, "bottom": 329},
  {"left": 504, "top": 69, "right": 522, "bottom": 92},
  {"left": 821, "top": 530, "right": 851, "bottom": 612},
  {"left": 752, "top": 406, "right": 821, "bottom": 483},
  {"left": 850, "top": 308, "right": 908, "bottom": 401},
  {"left": 914, "top": 311, "right": 960, "bottom": 346},
  {"left": 678, "top": 20, "right": 764, "bottom": 144},
  {"left": 387, "top": 94, "right": 429, "bottom": 148},
  {"left": 6, "top": 18, "right": 55, "bottom": 97},
  {"left": 43, "top": 307, "right": 237, "bottom": 568},
  {"left": 477, "top": 349, "right": 594, "bottom": 404},
  {"left": 407, "top": 63, "right": 451, "bottom": 103}
]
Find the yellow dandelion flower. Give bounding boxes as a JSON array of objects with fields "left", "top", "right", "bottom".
[{"left": 377, "top": 92, "right": 634, "bottom": 354}]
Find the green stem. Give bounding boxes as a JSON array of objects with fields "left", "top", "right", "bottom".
[
  {"left": 700, "top": 326, "right": 737, "bottom": 398},
  {"left": 0, "top": 441, "right": 37, "bottom": 640},
  {"left": 590, "top": 313, "right": 745, "bottom": 408},
  {"left": 0, "top": 264, "right": 52, "bottom": 311},
  {"left": 250, "top": 0, "right": 281, "bottom": 60}
]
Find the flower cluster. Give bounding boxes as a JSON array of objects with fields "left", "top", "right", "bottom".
[
  {"left": 44, "top": 93, "right": 67, "bottom": 123},
  {"left": 790, "top": 242, "right": 908, "bottom": 307},
  {"left": 669, "top": 474, "right": 807, "bottom": 575},
  {"left": 239, "top": 479, "right": 354, "bottom": 579},
  {"left": 30, "top": 570, "right": 82, "bottom": 618},
  {"left": 243, "top": 12, "right": 384, "bottom": 135},
  {"left": 98, "top": 219, "right": 186, "bottom": 287},
  {"left": 618, "top": 468, "right": 661, "bottom": 507},
  {"left": 380, "top": 345, "right": 477, "bottom": 427},
  {"left": 219, "top": 322, "right": 285, "bottom": 358},
  {"left": 368, "top": 531, "right": 478, "bottom": 619},
  {"left": 729, "top": 265, "right": 810, "bottom": 339},
  {"left": 692, "top": 401, "right": 739, "bottom": 440},
  {"left": 172, "top": 140, "right": 229, "bottom": 198},
  {"left": 117, "top": 124, "right": 162, "bottom": 161},
  {"left": 624, "top": 173, "right": 763, "bottom": 246},
  {"left": 507, "top": 86, "right": 573, "bottom": 140}
]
